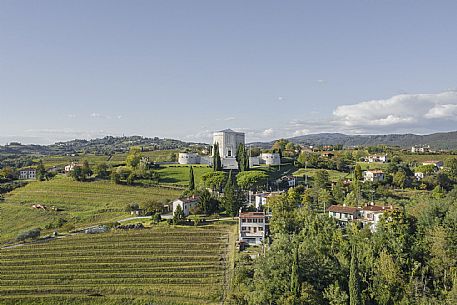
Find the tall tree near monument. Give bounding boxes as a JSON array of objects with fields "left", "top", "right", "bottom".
[
  {"left": 188, "top": 166, "right": 195, "bottom": 191},
  {"left": 213, "top": 143, "right": 222, "bottom": 171}
]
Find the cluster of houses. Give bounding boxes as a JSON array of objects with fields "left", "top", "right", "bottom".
[{"left": 327, "top": 203, "right": 394, "bottom": 232}]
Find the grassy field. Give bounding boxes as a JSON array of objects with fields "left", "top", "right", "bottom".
[
  {"left": 0, "top": 176, "right": 181, "bottom": 243},
  {"left": 292, "top": 168, "right": 349, "bottom": 182},
  {"left": 0, "top": 224, "right": 236, "bottom": 305},
  {"left": 38, "top": 149, "right": 180, "bottom": 168},
  {"left": 156, "top": 165, "right": 212, "bottom": 187}
]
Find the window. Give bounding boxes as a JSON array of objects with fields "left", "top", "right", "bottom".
[
  {"left": 241, "top": 227, "right": 246, "bottom": 231},
  {"left": 259, "top": 227, "right": 263, "bottom": 231},
  {"left": 247, "top": 219, "right": 252, "bottom": 223},
  {"left": 241, "top": 218, "right": 246, "bottom": 223},
  {"left": 258, "top": 219, "right": 263, "bottom": 223}
]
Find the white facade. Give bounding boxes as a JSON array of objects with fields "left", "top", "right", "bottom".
[
  {"left": 178, "top": 152, "right": 201, "bottom": 165},
  {"left": 18, "top": 168, "right": 36, "bottom": 180},
  {"left": 260, "top": 153, "right": 281, "bottom": 166},
  {"left": 363, "top": 170, "right": 384, "bottom": 182},
  {"left": 65, "top": 162, "right": 82, "bottom": 173},
  {"left": 367, "top": 155, "right": 388, "bottom": 163},
  {"left": 249, "top": 156, "right": 260, "bottom": 167},
  {"left": 411, "top": 145, "right": 431, "bottom": 153},
  {"left": 239, "top": 211, "right": 267, "bottom": 245},
  {"left": 172, "top": 197, "right": 199, "bottom": 217},
  {"left": 213, "top": 129, "right": 245, "bottom": 159}
]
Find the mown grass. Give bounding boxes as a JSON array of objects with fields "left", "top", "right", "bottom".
[
  {"left": 0, "top": 176, "right": 180, "bottom": 243},
  {"left": 0, "top": 225, "right": 235, "bottom": 305},
  {"left": 292, "top": 167, "right": 349, "bottom": 182},
  {"left": 156, "top": 164, "right": 212, "bottom": 186}
]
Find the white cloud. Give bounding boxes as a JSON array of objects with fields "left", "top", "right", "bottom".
[
  {"left": 261, "top": 128, "right": 274, "bottom": 137},
  {"left": 331, "top": 91, "right": 457, "bottom": 132}
]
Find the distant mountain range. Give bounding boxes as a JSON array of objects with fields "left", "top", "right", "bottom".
[{"left": 250, "top": 131, "right": 457, "bottom": 150}]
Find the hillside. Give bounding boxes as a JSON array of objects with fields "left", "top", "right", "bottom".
[
  {"left": 0, "top": 225, "right": 235, "bottom": 304},
  {"left": 247, "top": 131, "right": 457, "bottom": 150},
  {"left": 0, "top": 135, "right": 200, "bottom": 157},
  {"left": 0, "top": 176, "right": 180, "bottom": 243}
]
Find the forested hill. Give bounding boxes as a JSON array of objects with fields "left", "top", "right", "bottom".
[
  {"left": 0, "top": 136, "right": 198, "bottom": 156},
  {"left": 251, "top": 131, "right": 457, "bottom": 150}
]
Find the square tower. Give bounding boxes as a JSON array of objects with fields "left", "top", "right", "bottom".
[{"left": 213, "top": 129, "right": 245, "bottom": 158}]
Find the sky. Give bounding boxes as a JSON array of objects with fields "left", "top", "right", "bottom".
[{"left": 1, "top": 0, "right": 457, "bottom": 145}]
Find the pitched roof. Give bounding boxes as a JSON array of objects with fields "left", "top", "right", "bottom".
[
  {"left": 240, "top": 211, "right": 265, "bottom": 218},
  {"left": 360, "top": 205, "right": 392, "bottom": 212},
  {"left": 327, "top": 205, "right": 359, "bottom": 213}
]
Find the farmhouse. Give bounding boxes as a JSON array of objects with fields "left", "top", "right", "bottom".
[
  {"left": 65, "top": 162, "right": 83, "bottom": 173},
  {"left": 367, "top": 154, "right": 388, "bottom": 163},
  {"left": 18, "top": 168, "right": 36, "bottom": 180},
  {"left": 411, "top": 145, "right": 432, "bottom": 153},
  {"left": 172, "top": 196, "right": 200, "bottom": 217},
  {"left": 363, "top": 170, "right": 384, "bottom": 182},
  {"left": 327, "top": 203, "right": 394, "bottom": 231},
  {"left": 327, "top": 205, "right": 359, "bottom": 223},
  {"left": 239, "top": 211, "right": 268, "bottom": 245}
]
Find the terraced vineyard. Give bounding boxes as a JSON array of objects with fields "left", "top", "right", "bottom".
[{"left": 0, "top": 226, "right": 234, "bottom": 305}]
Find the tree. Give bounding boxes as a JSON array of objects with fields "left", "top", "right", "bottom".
[
  {"left": 173, "top": 204, "right": 185, "bottom": 224},
  {"left": 393, "top": 169, "right": 407, "bottom": 189},
  {"left": 446, "top": 157, "right": 457, "bottom": 181},
  {"left": 324, "top": 281, "right": 349, "bottom": 305},
  {"left": 236, "top": 171, "right": 268, "bottom": 191},
  {"left": 314, "top": 170, "right": 330, "bottom": 190},
  {"left": 16, "top": 228, "right": 41, "bottom": 241},
  {"left": 349, "top": 245, "right": 362, "bottom": 305},
  {"left": 81, "top": 160, "right": 92, "bottom": 180},
  {"left": 95, "top": 163, "right": 109, "bottom": 179},
  {"left": 188, "top": 166, "right": 195, "bottom": 191},
  {"left": 213, "top": 143, "right": 222, "bottom": 171},
  {"left": 36, "top": 160, "right": 48, "bottom": 181},
  {"left": 222, "top": 171, "right": 242, "bottom": 217},
  {"left": 126, "top": 146, "right": 142, "bottom": 169},
  {"left": 202, "top": 171, "right": 227, "bottom": 192},
  {"left": 290, "top": 245, "right": 300, "bottom": 303},
  {"left": 354, "top": 164, "right": 363, "bottom": 181},
  {"left": 332, "top": 179, "right": 346, "bottom": 203}
]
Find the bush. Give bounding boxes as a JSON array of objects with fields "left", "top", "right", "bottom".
[{"left": 16, "top": 228, "right": 41, "bottom": 241}]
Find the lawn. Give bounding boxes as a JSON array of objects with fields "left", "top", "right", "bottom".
[
  {"left": 0, "top": 176, "right": 181, "bottom": 244},
  {"left": 156, "top": 164, "right": 212, "bottom": 187},
  {"left": 0, "top": 223, "right": 237, "bottom": 305},
  {"left": 292, "top": 168, "right": 349, "bottom": 182}
]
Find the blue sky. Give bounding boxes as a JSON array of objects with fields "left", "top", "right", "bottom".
[{"left": 1, "top": 0, "right": 457, "bottom": 144}]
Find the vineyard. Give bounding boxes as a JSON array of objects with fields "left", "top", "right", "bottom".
[
  {"left": 0, "top": 176, "right": 180, "bottom": 243},
  {"left": 0, "top": 225, "right": 236, "bottom": 305}
]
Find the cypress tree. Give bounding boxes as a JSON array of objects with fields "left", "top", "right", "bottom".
[
  {"left": 213, "top": 143, "right": 222, "bottom": 171},
  {"left": 349, "top": 244, "right": 362, "bottom": 305},
  {"left": 223, "top": 170, "right": 238, "bottom": 216},
  {"left": 188, "top": 166, "right": 195, "bottom": 191},
  {"left": 290, "top": 244, "right": 300, "bottom": 303}
]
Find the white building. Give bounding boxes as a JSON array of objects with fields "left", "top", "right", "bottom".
[
  {"left": 213, "top": 129, "right": 245, "bottom": 170},
  {"left": 411, "top": 145, "right": 431, "bottom": 153},
  {"left": 172, "top": 196, "right": 200, "bottom": 217},
  {"left": 239, "top": 211, "right": 268, "bottom": 245},
  {"left": 178, "top": 152, "right": 201, "bottom": 165},
  {"left": 414, "top": 172, "right": 425, "bottom": 180},
  {"left": 367, "top": 155, "right": 388, "bottom": 163},
  {"left": 327, "top": 204, "right": 394, "bottom": 232},
  {"left": 18, "top": 168, "right": 36, "bottom": 180},
  {"left": 65, "top": 162, "right": 82, "bottom": 173},
  {"left": 363, "top": 170, "right": 384, "bottom": 182},
  {"left": 259, "top": 153, "right": 281, "bottom": 166}
]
